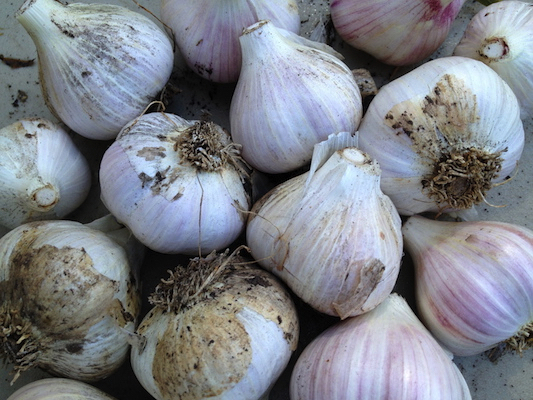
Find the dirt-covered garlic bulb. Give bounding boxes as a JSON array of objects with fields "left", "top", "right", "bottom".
[
  {"left": 0, "top": 118, "right": 91, "bottom": 230},
  {"left": 357, "top": 56, "right": 524, "bottom": 216},
  {"left": 7, "top": 378, "right": 117, "bottom": 400},
  {"left": 246, "top": 139, "right": 403, "bottom": 319},
  {"left": 99, "top": 113, "right": 251, "bottom": 255},
  {"left": 161, "top": 0, "right": 300, "bottom": 83},
  {"left": 15, "top": 0, "right": 174, "bottom": 140},
  {"left": 0, "top": 216, "right": 142, "bottom": 383},
  {"left": 130, "top": 248, "right": 299, "bottom": 400}
]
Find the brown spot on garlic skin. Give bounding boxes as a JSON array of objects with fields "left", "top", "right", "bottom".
[
  {"left": 384, "top": 73, "right": 503, "bottom": 211},
  {"left": 137, "top": 146, "right": 166, "bottom": 161}
]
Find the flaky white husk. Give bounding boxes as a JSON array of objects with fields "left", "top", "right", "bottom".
[
  {"left": 0, "top": 218, "right": 141, "bottom": 382},
  {"left": 453, "top": 1, "right": 533, "bottom": 119},
  {"left": 330, "top": 0, "right": 467, "bottom": 66},
  {"left": 130, "top": 252, "right": 299, "bottom": 400},
  {"left": 161, "top": 0, "right": 300, "bottom": 83},
  {"left": 246, "top": 147, "right": 402, "bottom": 319},
  {"left": 7, "top": 378, "right": 117, "bottom": 400},
  {"left": 357, "top": 56, "right": 524, "bottom": 216},
  {"left": 99, "top": 112, "right": 250, "bottom": 255},
  {"left": 0, "top": 118, "right": 91, "bottom": 230},
  {"left": 403, "top": 215, "right": 533, "bottom": 357},
  {"left": 15, "top": 0, "right": 174, "bottom": 140},
  {"left": 290, "top": 293, "right": 472, "bottom": 400},
  {"left": 230, "top": 20, "right": 363, "bottom": 174}
]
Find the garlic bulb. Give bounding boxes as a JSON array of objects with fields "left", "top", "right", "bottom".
[
  {"left": 16, "top": 0, "right": 174, "bottom": 140},
  {"left": 161, "top": 0, "right": 300, "bottom": 83},
  {"left": 330, "top": 0, "right": 467, "bottom": 66},
  {"left": 230, "top": 20, "right": 363, "bottom": 174},
  {"left": 99, "top": 112, "right": 250, "bottom": 255},
  {"left": 357, "top": 56, "right": 524, "bottom": 216},
  {"left": 246, "top": 144, "right": 403, "bottom": 319},
  {"left": 0, "top": 216, "right": 142, "bottom": 383},
  {"left": 0, "top": 118, "right": 91, "bottom": 230},
  {"left": 130, "top": 248, "right": 299, "bottom": 400},
  {"left": 290, "top": 293, "right": 472, "bottom": 400},
  {"left": 402, "top": 215, "right": 533, "bottom": 357},
  {"left": 7, "top": 378, "right": 116, "bottom": 400},
  {"left": 453, "top": 1, "right": 533, "bottom": 119}
]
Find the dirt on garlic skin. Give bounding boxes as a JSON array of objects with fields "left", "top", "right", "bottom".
[{"left": 384, "top": 73, "right": 503, "bottom": 211}]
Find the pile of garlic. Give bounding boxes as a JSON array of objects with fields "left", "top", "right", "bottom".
[{"left": 1, "top": 0, "right": 532, "bottom": 399}]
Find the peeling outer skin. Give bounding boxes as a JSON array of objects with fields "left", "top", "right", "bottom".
[{"left": 131, "top": 262, "right": 299, "bottom": 400}]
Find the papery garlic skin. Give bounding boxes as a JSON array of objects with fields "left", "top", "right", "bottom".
[
  {"left": 0, "top": 118, "right": 91, "bottom": 229},
  {"left": 357, "top": 56, "right": 524, "bottom": 216},
  {"left": 403, "top": 215, "right": 533, "bottom": 357},
  {"left": 454, "top": 1, "right": 533, "bottom": 119},
  {"left": 290, "top": 294, "right": 472, "bottom": 400},
  {"left": 161, "top": 0, "right": 300, "bottom": 83},
  {"left": 131, "top": 251, "right": 299, "bottom": 400},
  {"left": 7, "top": 378, "right": 117, "bottom": 400},
  {"left": 330, "top": 0, "right": 467, "bottom": 66},
  {"left": 16, "top": 0, "right": 174, "bottom": 140},
  {"left": 230, "top": 20, "right": 363, "bottom": 174},
  {"left": 99, "top": 113, "right": 250, "bottom": 255},
  {"left": 0, "top": 219, "right": 141, "bottom": 382},
  {"left": 246, "top": 147, "right": 402, "bottom": 319}
]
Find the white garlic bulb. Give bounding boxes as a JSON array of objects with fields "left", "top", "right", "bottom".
[
  {"left": 0, "top": 216, "right": 142, "bottom": 383},
  {"left": 161, "top": 0, "right": 300, "bottom": 83},
  {"left": 130, "top": 248, "right": 299, "bottom": 400},
  {"left": 357, "top": 56, "right": 525, "bottom": 216},
  {"left": 230, "top": 20, "right": 363, "bottom": 174},
  {"left": 99, "top": 112, "right": 251, "bottom": 255},
  {"left": 15, "top": 0, "right": 174, "bottom": 140},
  {"left": 402, "top": 215, "right": 533, "bottom": 357},
  {"left": 330, "top": 0, "right": 467, "bottom": 66},
  {"left": 246, "top": 144, "right": 403, "bottom": 319},
  {"left": 454, "top": 1, "right": 533, "bottom": 119},
  {"left": 0, "top": 118, "right": 91, "bottom": 230},
  {"left": 290, "top": 293, "right": 472, "bottom": 400},
  {"left": 7, "top": 378, "right": 116, "bottom": 400}
]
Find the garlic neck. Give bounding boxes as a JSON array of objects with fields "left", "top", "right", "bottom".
[
  {"left": 480, "top": 37, "right": 510, "bottom": 62},
  {"left": 27, "top": 182, "right": 60, "bottom": 212},
  {"left": 16, "top": 0, "right": 60, "bottom": 41}
]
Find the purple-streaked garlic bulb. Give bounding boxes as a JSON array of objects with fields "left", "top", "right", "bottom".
[
  {"left": 330, "top": 0, "right": 467, "bottom": 66},
  {"left": 403, "top": 215, "right": 533, "bottom": 357}
]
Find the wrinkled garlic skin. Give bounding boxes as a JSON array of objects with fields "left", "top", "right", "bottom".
[
  {"left": 246, "top": 148, "right": 403, "bottom": 319},
  {"left": 161, "top": 0, "right": 300, "bottom": 83},
  {"left": 7, "top": 378, "right": 117, "bottom": 400},
  {"left": 403, "top": 216, "right": 533, "bottom": 357},
  {"left": 358, "top": 56, "right": 524, "bottom": 216},
  {"left": 0, "top": 118, "right": 91, "bottom": 230},
  {"left": 131, "top": 261, "right": 299, "bottom": 400},
  {"left": 0, "top": 220, "right": 141, "bottom": 382},
  {"left": 330, "top": 0, "right": 467, "bottom": 66},
  {"left": 454, "top": 1, "right": 533, "bottom": 119},
  {"left": 290, "top": 294, "right": 472, "bottom": 400},
  {"left": 99, "top": 113, "right": 250, "bottom": 255},
  {"left": 16, "top": 0, "right": 174, "bottom": 140},
  {"left": 230, "top": 20, "right": 363, "bottom": 174}
]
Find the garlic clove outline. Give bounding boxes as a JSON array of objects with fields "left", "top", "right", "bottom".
[
  {"left": 246, "top": 145, "right": 403, "bottom": 319},
  {"left": 161, "top": 0, "right": 300, "bottom": 83},
  {"left": 230, "top": 20, "right": 363, "bottom": 174},
  {"left": 0, "top": 118, "right": 91, "bottom": 230},
  {"left": 130, "top": 247, "right": 299, "bottom": 400},
  {"left": 453, "top": 1, "right": 533, "bottom": 119},
  {"left": 357, "top": 56, "right": 525, "bottom": 216},
  {"left": 330, "top": 0, "right": 467, "bottom": 66},
  {"left": 99, "top": 112, "right": 251, "bottom": 255},
  {"left": 0, "top": 216, "right": 142, "bottom": 383},
  {"left": 290, "top": 293, "right": 472, "bottom": 400},
  {"left": 7, "top": 377, "right": 117, "bottom": 400},
  {"left": 15, "top": 0, "right": 174, "bottom": 140},
  {"left": 402, "top": 215, "right": 533, "bottom": 357}
]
